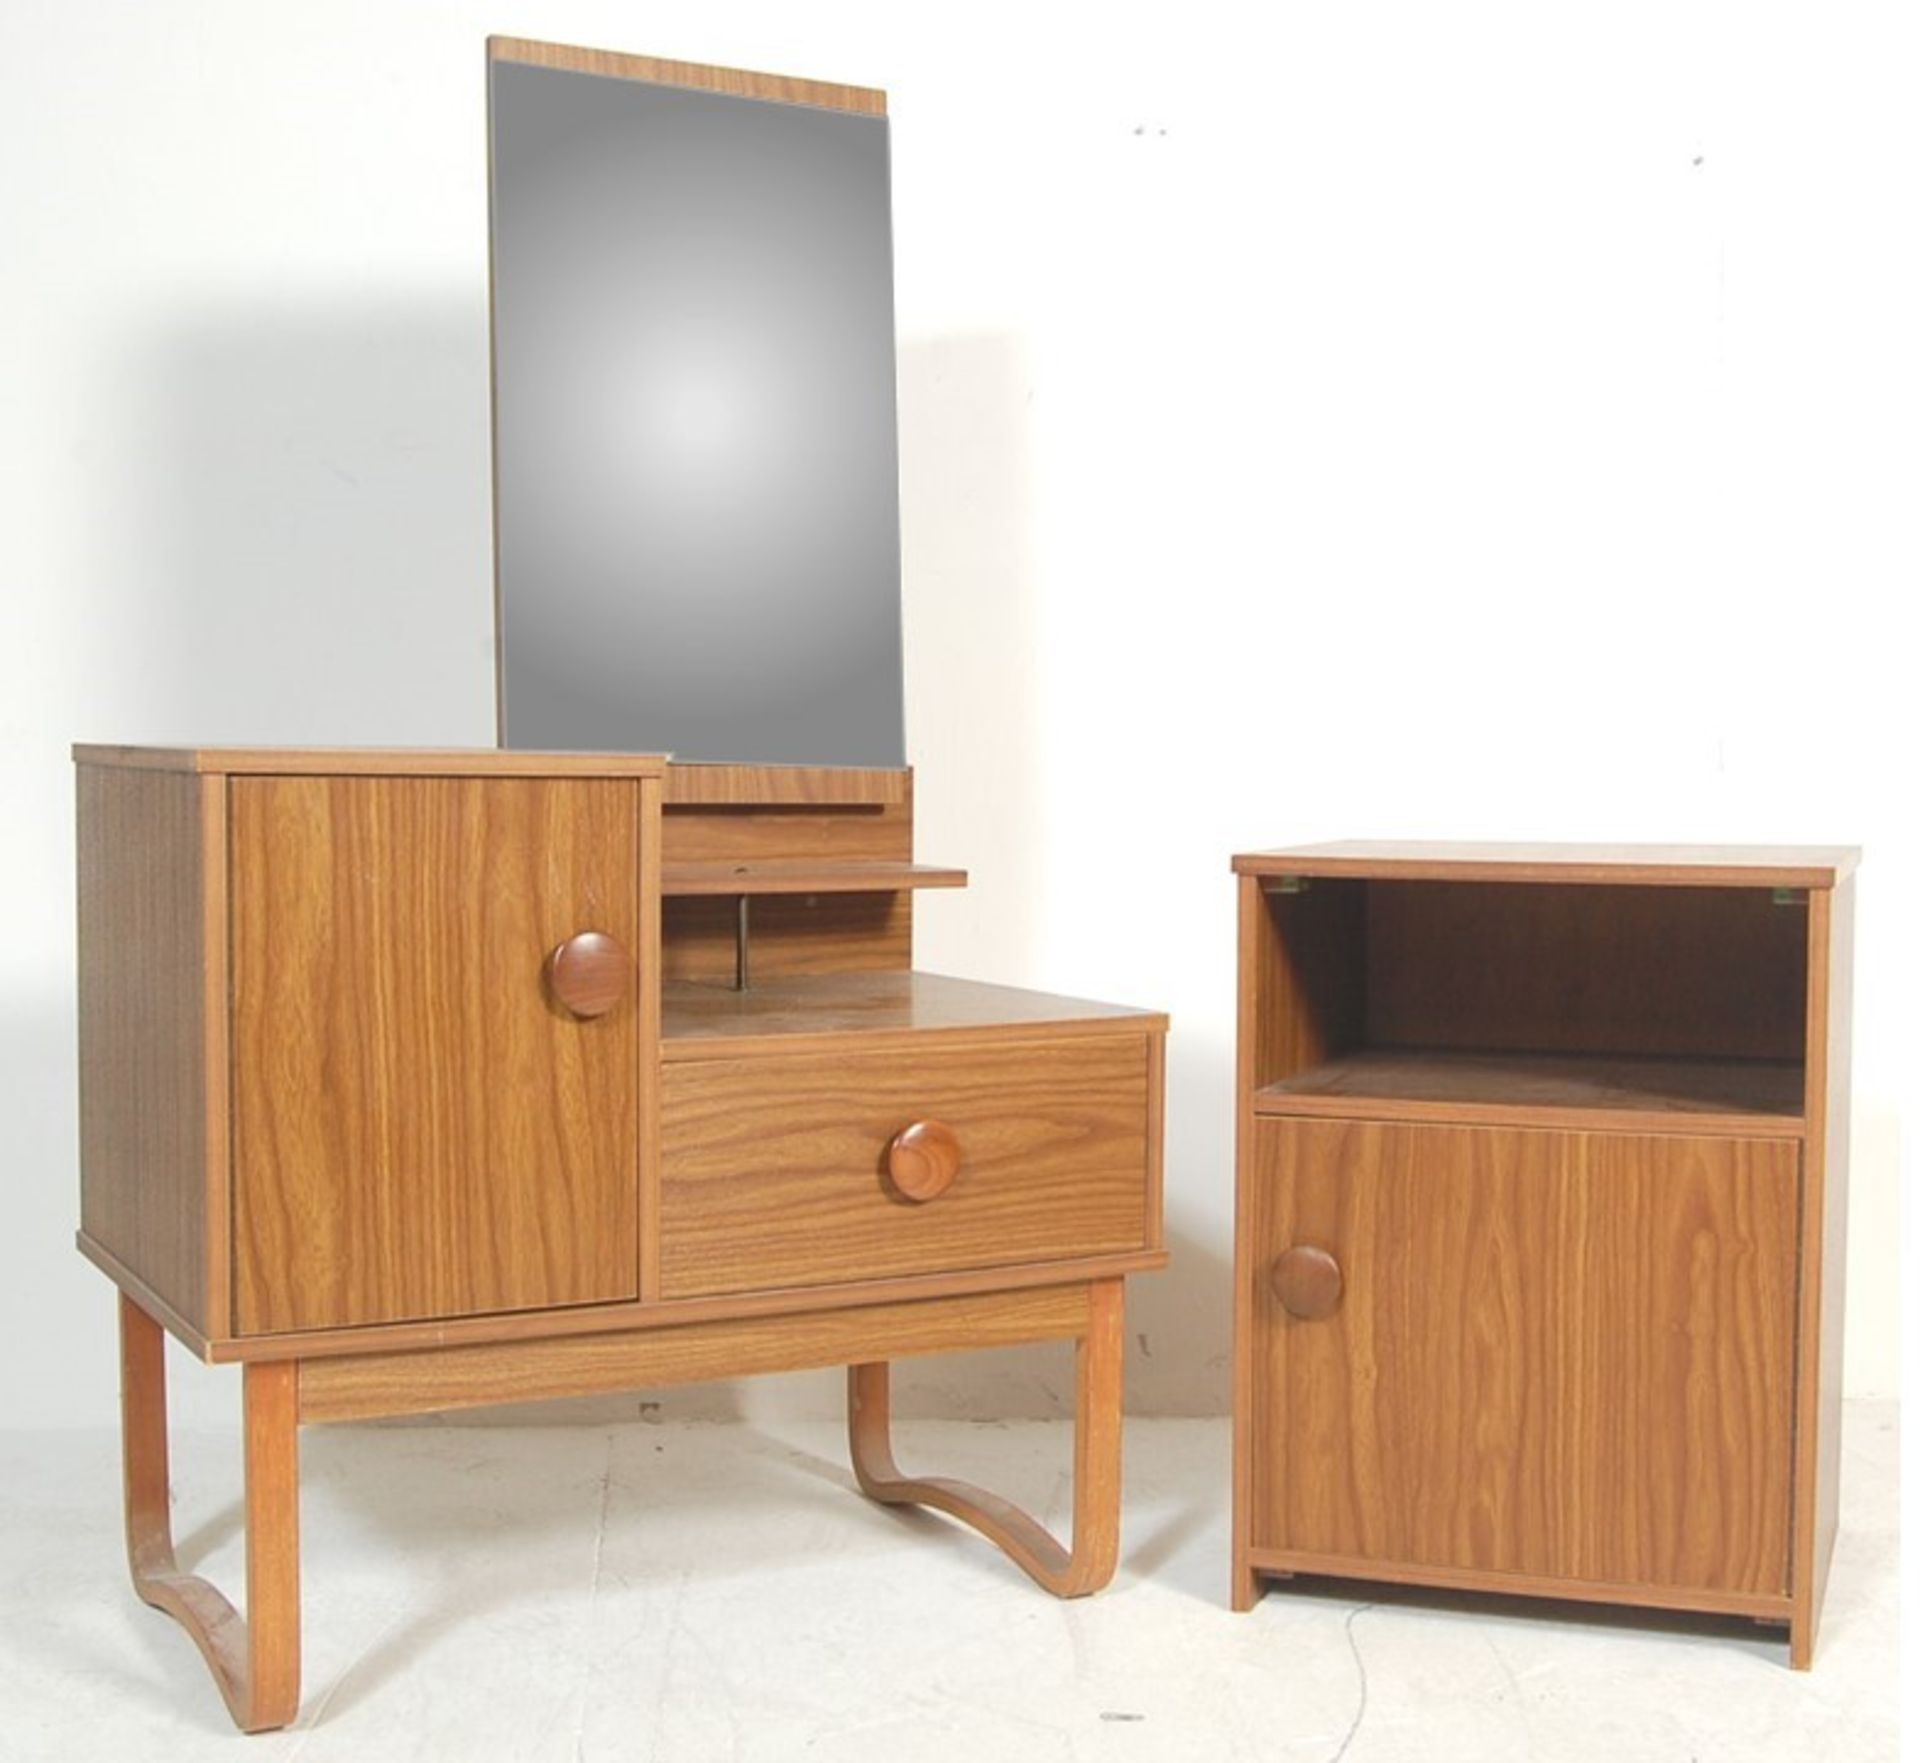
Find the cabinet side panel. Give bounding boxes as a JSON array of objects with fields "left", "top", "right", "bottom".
[
  {"left": 1232, "top": 876, "right": 1268, "bottom": 1603},
  {"left": 76, "top": 765, "right": 213, "bottom": 1332},
  {"left": 1794, "top": 878, "right": 1853, "bottom": 1652},
  {"left": 1244, "top": 878, "right": 1365, "bottom": 1090},
  {"left": 637, "top": 775, "right": 663, "bottom": 1303}
]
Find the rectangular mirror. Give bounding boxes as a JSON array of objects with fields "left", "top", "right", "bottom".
[{"left": 488, "top": 41, "right": 906, "bottom": 765}]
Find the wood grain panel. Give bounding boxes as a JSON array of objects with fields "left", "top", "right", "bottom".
[
  {"left": 206, "top": 1249, "right": 1166, "bottom": 1364},
  {"left": 231, "top": 778, "right": 641, "bottom": 1333},
  {"left": 300, "top": 1286, "right": 1087, "bottom": 1423},
  {"left": 1240, "top": 877, "right": 1366, "bottom": 1093},
  {"left": 662, "top": 860, "right": 965, "bottom": 896},
  {"left": 637, "top": 775, "right": 664, "bottom": 1304},
  {"left": 664, "top": 764, "right": 907, "bottom": 805},
  {"left": 76, "top": 764, "right": 218, "bottom": 1334},
  {"left": 73, "top": 746, "right": 666, "bottom": 778},
  {"left": 1792, "top": 875, "right": 1853, "bottom": 1665},
  {"left": 661, "top": 1036, "right": 1154, "bottom": 1297},
  {"left": 1235, "top": 842, "right": 1859, "bottom": 889},
  {"left": 1248, "top": 1118, "right": 1799, "bottom": 1597},
  {"left": 78, "top": 1233, "right": 212, "bottom": 1359},
  {"left": 1366, "top": 882, "right": 1808, "bottom": 1060},
  {"left": 1230, "top": 876, "right": 1266, "bottom": 1609},
  {"left": 1244, "top": 1548, "right": 1794, "bottom": 1621},
  {"left": 662, "top": 804, "right": 911, "bottom": 864},
  {"left": 663, "top": 970, "right": 1163, "bottom": 1056},
  {"left": 661, "top": 892, "right": 911, "bottom": 982},
  {"left": 659, "top": 767, "right": 926, "bottom": 976},
  {"left": 1145, "top": 1032, "right": 1166, "bottom": 1251},
  {"left": 1257, "top": 1048, "right": 1805, "bottom": 1136},
  {"left": 486, "top": 37, "right": 887, "bottom": 117}
]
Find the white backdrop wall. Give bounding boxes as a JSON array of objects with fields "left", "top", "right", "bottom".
[{"left": 1, "top": 1, "right": 1910, "bottom": 1430}]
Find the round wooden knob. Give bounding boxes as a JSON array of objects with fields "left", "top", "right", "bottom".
[
  {"left": 1271, "top": 1245, "right": 1342, "bottom": 1320},
  {"left": 544, "top": 931, "right": 630, "bottom": 1018},
  {"left": 886, "top": 1120, "right": 962, "bottom": 1202}
]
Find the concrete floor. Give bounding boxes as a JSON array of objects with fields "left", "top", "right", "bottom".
[{"left": 0, "top": 1402, "right": 1897, "bottom": 1761}]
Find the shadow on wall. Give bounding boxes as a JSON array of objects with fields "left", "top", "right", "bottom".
[
  {"left": 94, "top": 298, "right": 498, "bottom": 749},
  {"left": 855, "top": 1220, "right": 1232, "bottom": 1422},
  {"left": 895, "top": 333, "right": 1043, "bottom": 986},
  {"left": 21, "top": 301, "right": 500, "bottom": 1431},
  {"left": 1, "top": 999, "right": 114, "bottom": 1428},
  {"left": 98, "top": 312, "right": 1041, "bottom": 784}
]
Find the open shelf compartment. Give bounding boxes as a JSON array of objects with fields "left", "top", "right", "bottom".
[{"left": 1245, "top": 874, "right": 1811, "bottom": 1135}]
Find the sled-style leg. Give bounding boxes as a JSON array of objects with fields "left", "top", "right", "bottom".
[
  {"left": 847, "top": 1278, "right": 1123, "bottom": 1598},
  {"left": 120, "top": 1293, "right": 301, "bottom": 1733}
]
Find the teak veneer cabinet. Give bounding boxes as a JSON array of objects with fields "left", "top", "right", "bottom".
[
  {"left": 75, "top": 746, "right": 1166, "bottom": 1730},
  {"left": 1230, "top": 842, "right": 1856, "bottom": 1668}
]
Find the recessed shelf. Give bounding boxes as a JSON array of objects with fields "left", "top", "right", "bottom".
[
  {"left": 660, "top": 860, "right": 967, "bottom": 897},
  {"left": 1254, "top": 1047, "right": 1806, "bottom": 1137}
]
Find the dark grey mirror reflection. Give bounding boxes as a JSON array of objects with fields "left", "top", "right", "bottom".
[{"left": 489, "top": 60, "right": 905, "bottom": 764}]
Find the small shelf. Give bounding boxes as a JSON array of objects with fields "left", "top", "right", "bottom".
[
  {"left": 1254, "top": 1048, "right": 1806, "bottom": 1137},
  {"left": 661, "top": 860, "right": 968, "bottom": 897}
]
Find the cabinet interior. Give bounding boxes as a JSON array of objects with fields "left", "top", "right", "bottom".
[{"left": 1250, "top": 878, "right": 1809, "bottom": 1130}]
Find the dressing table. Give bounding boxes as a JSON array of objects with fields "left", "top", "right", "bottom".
[
  {"left": 75, "top": 42, "right": 1167, "bottom": 1733},
  {"left": 77, "top": 745, "right": 1165, "bottom": 1731}
]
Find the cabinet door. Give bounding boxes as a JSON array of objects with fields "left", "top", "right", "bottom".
[
  {"left": 1248, "top": 1118, "right": 1799, "bottom": 1597},
  {"left": 232, "top": 777, "right": 641, "bottom": 1333}
]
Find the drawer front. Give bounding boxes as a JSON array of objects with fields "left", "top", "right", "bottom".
[
  {"left": 660, "top": 1034, "right": 1154, "bottom": 1297},
  {"left": 1246, "top": 1116, "right": 1800, "bottom": 1598}
]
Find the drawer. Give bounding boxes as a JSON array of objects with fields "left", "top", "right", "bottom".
[
  {"left": 660, "top": 1033, "right": 1155, "bottom": 1298},
  {"left": 1246, "top": 1115, "right": 1800, "bottom": 1597}
]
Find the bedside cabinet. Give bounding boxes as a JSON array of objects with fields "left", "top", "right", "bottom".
[
  {"left": 76, "top": 747, "right": 1166, "bottom": 1730},
  {"left": 1229, "top": 842, "right": 1856, "bottom": 1668}
]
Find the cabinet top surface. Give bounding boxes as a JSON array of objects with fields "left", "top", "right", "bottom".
[
  {"left": 73, "top": 745, "right": 670, "bottom": 778},
  {"left": 1233, "top": 840, "right": 1859, "bottom": 888},
  {"left": 662, "top": 969, "right": 1166, "bottom": 1058}
]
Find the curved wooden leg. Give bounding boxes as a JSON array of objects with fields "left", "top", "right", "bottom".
[
  {"left": 120, "top": 1293, "right": 301, "bottom": 1733},
  {"left": 847, "top": 1278, "right": 1123, "bottom": 1598}
]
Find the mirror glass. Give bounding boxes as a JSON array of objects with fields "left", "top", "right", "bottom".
[{"left": 489, "top": 56, "right": 905, "bottom": 764}]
